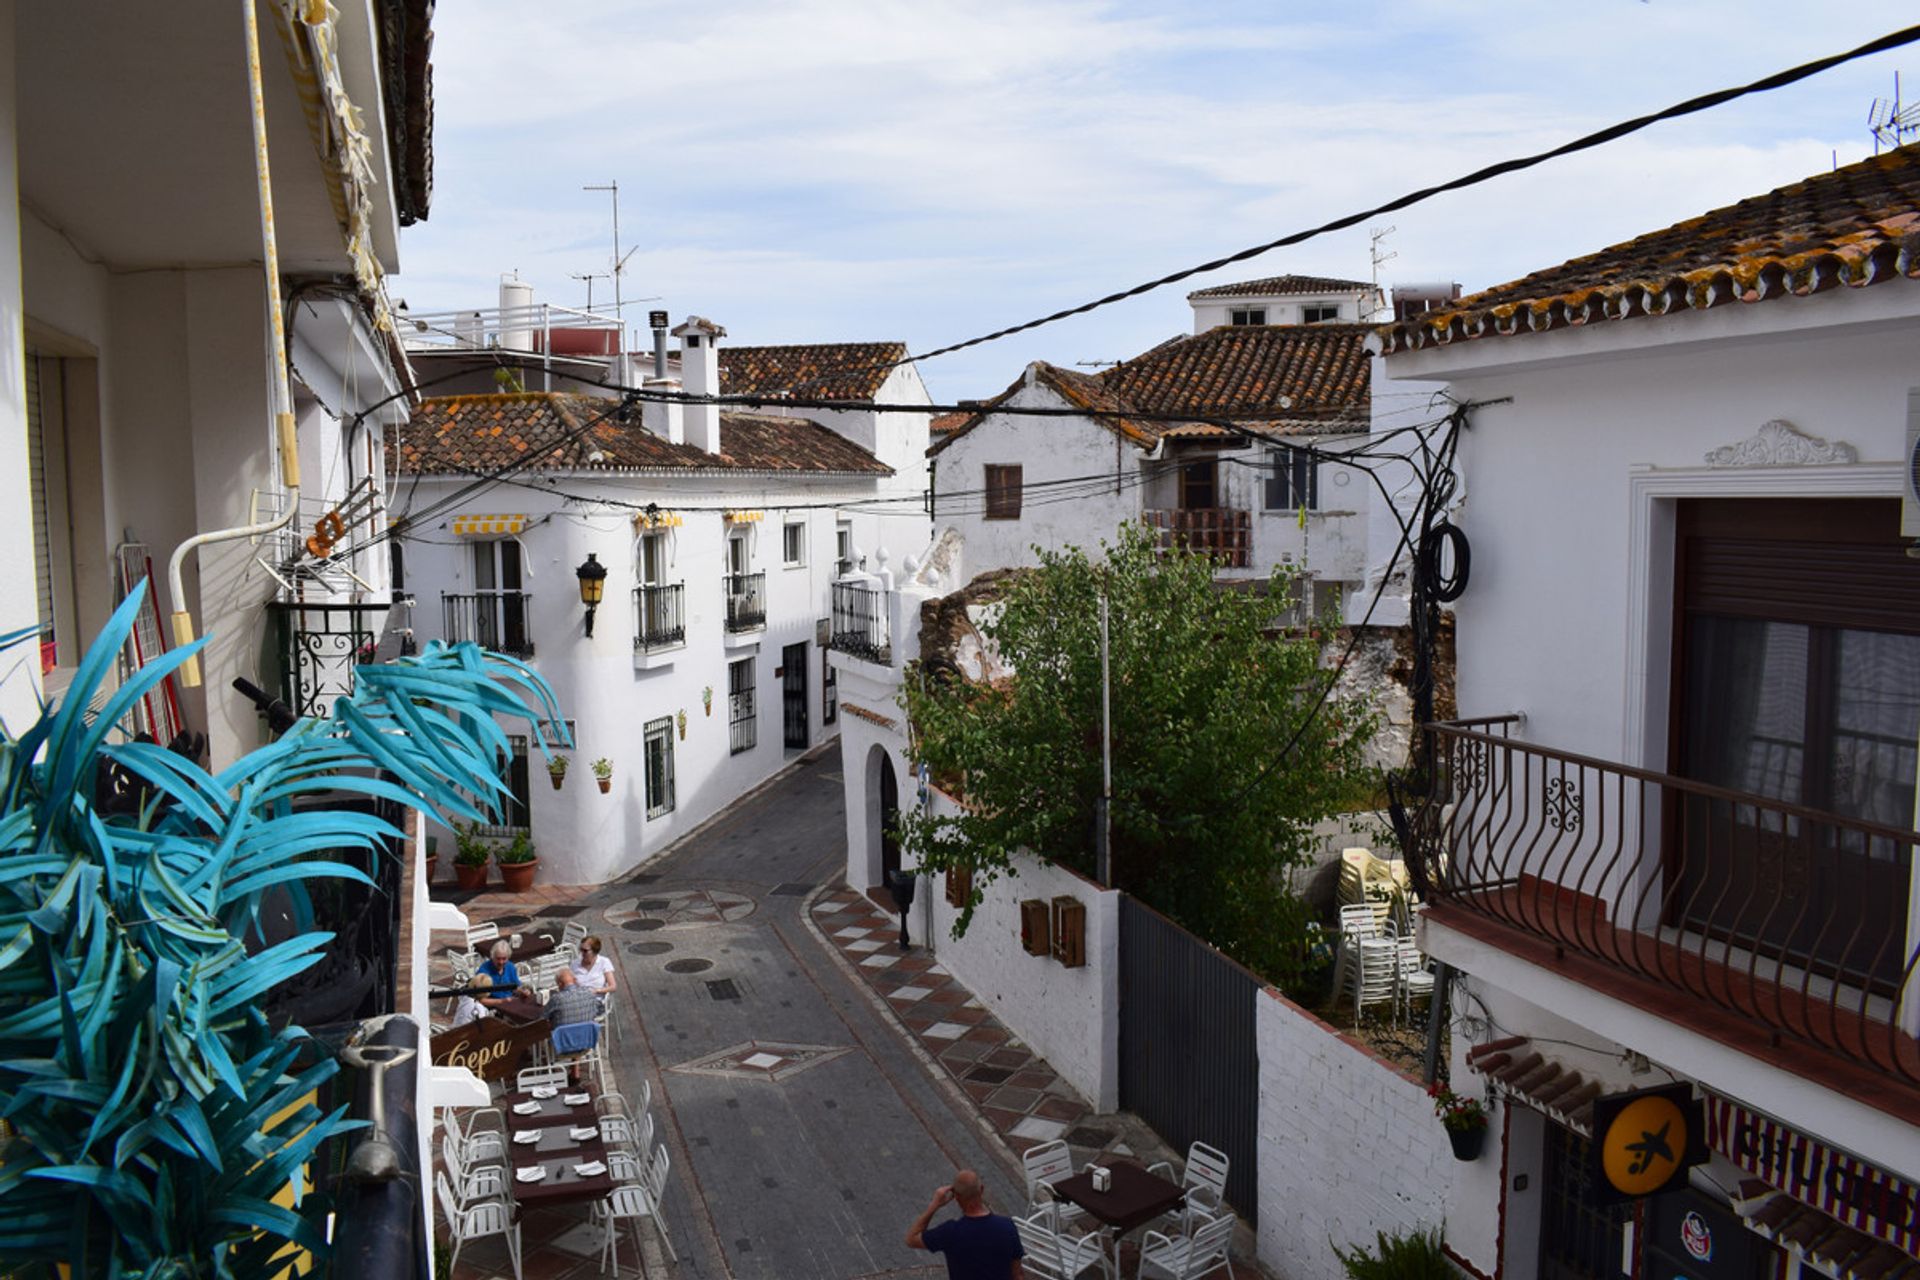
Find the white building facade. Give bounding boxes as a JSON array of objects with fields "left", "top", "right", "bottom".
[
  {"left": 1186, "top": 273, "right": 1385, "bottom": 332},
  {"left": 1382, "top": 146, "right": 1920, "bottom": 1277}
]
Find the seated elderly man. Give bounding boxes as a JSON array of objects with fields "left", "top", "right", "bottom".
[
  {"left": 546, "top": 969, "right": 601, "bottom": 1085},
  {"left": 474, "top": 940, "right": 528, "bottom": 1010}
]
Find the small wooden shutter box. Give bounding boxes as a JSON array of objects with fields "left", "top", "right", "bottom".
[
  {"left": 1051, "top": 895, "right": 1086, "bottom": 968},
  {"left": 1019, "top": 899, "right": 1051, "bottom": 955},
  {"left": 944, "top": 864, "right": 973, "bottom": 909}
]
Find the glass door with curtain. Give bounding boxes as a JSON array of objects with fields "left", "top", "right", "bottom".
[{"left": 472, "top": 539, "right": 529, "bottom": 655}]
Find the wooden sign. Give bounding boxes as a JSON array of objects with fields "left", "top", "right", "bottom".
[
  {"left": 1590, "top": 1082, "right": 1706, "bottom": 1204},
  {"left": 945, "top": 864, "right": 973, "bottom": 909},
  {"left": 429, "top": 1015, "right": 551, "bottom": 1082},
  {"left": 1051, "top": 895, "right": 1086, "bottom": 968},
  {"left": 1019, "top": 899, "right": 1051, "bottom": 956}
]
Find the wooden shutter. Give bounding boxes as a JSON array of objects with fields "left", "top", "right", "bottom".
[{"left": 985, "top": 464, "right": 1022, "bottom": 520}]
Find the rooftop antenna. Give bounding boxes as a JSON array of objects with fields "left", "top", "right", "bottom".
[
  {"left": 582, "top": 181, "right": 634, "bottom": 331},
  {"left": 1369, "top": 225, "right": 1398, "bottom": 322},
  {"left": 1869, "top": 71, "right": 1920, "bottom": 154},
  {"left": 568, "top": 269, "right": 611, "bottom": 312}
]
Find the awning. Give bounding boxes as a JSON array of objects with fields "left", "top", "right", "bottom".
[
  {"left": 1737, "top": 1187, "right": 1920, "bottom": 1274},
  {"left": 633, "top": 510, "right": 685, "bottom": 530},
  {"left": 451, "top": 514, "right": 527, "bottom": 536},
  {"left": 723, "top": 509, "right": 763, "bottom": 524},
  {"left": 1466, "top": 1037, "right": 1603, "bottom": 1136}
]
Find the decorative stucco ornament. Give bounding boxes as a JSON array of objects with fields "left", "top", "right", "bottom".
[{"left": 1703, "top": 420, "right": 1859, "bottom": 468}]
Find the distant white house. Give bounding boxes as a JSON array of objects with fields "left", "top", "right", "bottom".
[
  {"left": 1185, "top": 273, "right": 1384, "bottom": 332},
  {"left": 391, "top": 315, "right": 932, "bottom": 884}
]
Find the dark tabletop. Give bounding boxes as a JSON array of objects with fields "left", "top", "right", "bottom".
[
  {"left": 1050, "top": 1160, "right": 1184, "bottom": 1233},
  {"left": 488, "top": 996, "right": 549, "bottom": 1025},
  {"left": 512, "top": 935, "right": 560, "bottom": 964},
  {"left": 502, "top": 1086, "right": 617, "bottom": 1208}
]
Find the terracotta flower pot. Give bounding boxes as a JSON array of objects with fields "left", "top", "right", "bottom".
[
  {"left": 596, "top": 777, "right": 611, "bottom": 794},
  {"left": 499, "top": 858, "right": 538, "bottom": 893},
  {"left": 424, "top": 855, "right": 438, "bottom": 886},
  {"left": 1448, "top": 1126, "right": 1486, "bottom": 1162},
  {"left": 549, "top": 772, "right": 565, "bottom": 790},
  {"left": 454, "top": 861, "right": 489, "bottom": 891}
]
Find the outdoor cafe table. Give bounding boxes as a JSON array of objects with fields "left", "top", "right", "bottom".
[
  {"left": 501, "top": 1084, "right": 618, "bottom": 1209},
  {"left": 1049, "top": 1160, "right": 1185, "bottom": 1234},
  {"left": 487, "top": 995, "right": 548, "bottom": 1025},
  {"left": 510, "top": 934, "right": 561, "bottom": 964}
]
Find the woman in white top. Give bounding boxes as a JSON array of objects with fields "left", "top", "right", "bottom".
[{"left": 571, "top": 934, "right": 617, "bottom": 1003}]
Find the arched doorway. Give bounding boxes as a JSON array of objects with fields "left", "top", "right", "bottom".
[{"left": 878, "top": 753, "right": 900, "bottom": 880}]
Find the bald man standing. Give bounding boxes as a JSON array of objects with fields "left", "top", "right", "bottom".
[{"left": 905, "top": 1169, "right": 1025, "bottom": 1279}]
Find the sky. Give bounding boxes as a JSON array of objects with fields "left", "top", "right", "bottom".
[{"left": 396, "top": 2, "right": 1920, "bottom": 403}]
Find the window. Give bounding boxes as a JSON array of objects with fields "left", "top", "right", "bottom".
[
  {"left": 783, "top": 521, "right": 806, "bottom": 567},
  {"left": 644, "top": 717, "right": 675, "bottom": 818},
  {"left": 389, "top": 542, "right": 407, "bottom": 603},
  {"left": 835, "top": 522, "right": 855, "bottom": 577},
  {"left": 726, "top": 531, "right": 750, "bottom": 575},
  {"left": 1264, "top": 447, "right": 1317, "bottom": 510},
  {"left": 1179, "top": 460, "right": 1217, "bottom": 510},
  {"left": 638, "top": 532, "right": 667, "bottom": 586},
  {"left": 984, "top": 464, "right": 1023, "bottom": 520},
  {"left": 728, "top": 657, "right": 757, "bottom": 754},
  {"left": 1302, "top": 303, "right": 1342, "bottom": 324},
  {"left": 1229, "top": 308, "right": 1266, "bottom": 326},
  {"left": 823, "top": 647, "right": 837, "bottom": 724},
  {"left": 477, "top": 734, "right": 532, "bottom": 836},
  {"left": 1538, "top": 1121, "right": 1630, "bottom": 1279},
  {"left": 457, "top": 538, "right": 532, "bottom": 655}
]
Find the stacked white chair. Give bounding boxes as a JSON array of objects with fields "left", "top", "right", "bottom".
[
  {"left": 1139, "top": 1207, "right": 1237, "bottom": 1279},
  {"left": 436, "top": 1170, "right": 521, "bottom": 1280},
  {"left": 1014, "top": 1206, "right": 1113, "bottom": 1280},
  {"left": 1344, "top": 936, "right": 1398, "bottom": 1020},
  {"left": 1393, "top": 933, "right": 1437, "bottom": 1025}
]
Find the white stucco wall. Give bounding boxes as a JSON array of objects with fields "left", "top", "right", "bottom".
[
  {"left": 1255, "top": 987, "right": 1453, "bottom": 1279},
  {"left": 1189, "top": 287, "right": 1377, "bottom": 334}
]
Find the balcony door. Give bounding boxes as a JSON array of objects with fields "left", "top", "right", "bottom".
[
  {"left": 1178, "top": 459, "right": 1217, "bottom": 510},
  {"left": 472, "top": 539, "right": 529, "bottom": 655},
  {"left": 1670, "top": 498, "right": 1920, "bottom": 990}
]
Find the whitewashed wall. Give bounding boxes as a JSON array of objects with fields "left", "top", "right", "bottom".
[
  {"left": 1255, "top": 987, "right": 1453, "bottom": 1279},
  {"left": 1189, "top": 289, "right": 1376, "bottom": 334}
]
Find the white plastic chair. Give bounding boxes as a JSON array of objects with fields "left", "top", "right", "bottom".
[
  {"left": 1139, "top": 1207, "right": 1236, "bottom": 1279},
  {"left": 1021, "top": 1139, "right": 1088, "bottom": 1229},
  {"left": 436, "top": 1170, "right": 521, "bottom": 1280},
  {"left": 465, "top": 921, "right": 500, "bottom": 953},
  {"left": 1014, "top": 1207, "right": 1113, "bottom": 1280},
  {"left": 516, "top": 1064, "right": 569, "bottom": 1094},
  {"left": 1147, "top": 1140, "right": 1231, "bottom": 1232}
]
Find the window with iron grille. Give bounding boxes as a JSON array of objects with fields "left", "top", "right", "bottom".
[
  {"left": 728, "top": 657, "right": 757, "bottom": 754},
  {"left": 1229, "top": 307, "right": 1266, "bottom": 325},
  {"left": 1264, "top": 447, "right": 1317, "bottom": 511},
  {"left": 476, "top": 734, "right": 531, "bottom": 836},
  {"left": 644, "top": 717, "right": 675, "bottom": 818},
  {"left": 984, "top": 464, "right": 1022, "bottom": 520},
  {"left": 783, "top": 521, "right": 806, "bottom": 567}
]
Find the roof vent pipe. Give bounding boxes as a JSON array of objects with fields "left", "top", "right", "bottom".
[{"left": 649, "top": 309, "right": 669, "bottom": 379}]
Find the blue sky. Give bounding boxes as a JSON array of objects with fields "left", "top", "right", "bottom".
[{"left": 396, "top": 2, "right": 1920, "bottom": 402}]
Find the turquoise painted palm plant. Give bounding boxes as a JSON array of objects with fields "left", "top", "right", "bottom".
[{"left": 0, "top": 583, "right": 569, "bottom": 1277}]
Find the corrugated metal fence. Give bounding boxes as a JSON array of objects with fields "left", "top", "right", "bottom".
[{"left": 1118, "top": 894, "right": 1260, "bottom": 1219}]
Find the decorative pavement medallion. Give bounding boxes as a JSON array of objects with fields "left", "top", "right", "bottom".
[
  {"left": 668, "top": 1040, "right": 852, "bottom": 1084},
  {"left": 604, "top": 889, "right": 756, "bottom": 930}
]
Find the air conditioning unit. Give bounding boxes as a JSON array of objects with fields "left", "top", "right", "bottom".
[{"left": 1905, "top": 389, "right": 1920, "bottom": 539}]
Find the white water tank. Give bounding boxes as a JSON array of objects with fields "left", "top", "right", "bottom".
[{"left": 498, "top": 273, "right": 535, "bottom": 351}]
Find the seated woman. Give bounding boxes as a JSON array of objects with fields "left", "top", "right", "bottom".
[
  {"left": 570, "top": 935, "right": 617, "bottom": 1008},
  {"left": 474, "top": 940, "right": 528, "bottom": 1009}
]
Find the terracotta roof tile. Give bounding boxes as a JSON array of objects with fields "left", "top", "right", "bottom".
[
  {"left": 389, "top": 392, "right": 890, "bottom": 476},
  {"left": 1187, "top": 274, "right": 1375, "bottom": 299},
  {"left": 1380, "top": 144, "right": 1920, "bottom": 355},
  {"left": 928, "top": 410, "right": 972, "bottom": 438},
  {"left": 717, "top": 342, "right": 907, "bottom": 401},
  {"left": 1098, "top": 324, "right": 1372, "bottom": 428}
]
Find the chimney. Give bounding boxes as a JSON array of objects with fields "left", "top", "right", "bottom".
[
  {"left": 642, "top": 377, "right": 684, "bottom": 445},
  {"left": 671, "top": 315, "right": 726, "bottom": 454},
  {"left": 649, "top": 309, "right": 671, "bottom": 379}
]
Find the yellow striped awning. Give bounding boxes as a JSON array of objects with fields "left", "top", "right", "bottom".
[
  {"left": 452, "top": 514, "right": 527, "bottom": 536},
  {"left": 633, "top": 510, "right": 685, "bottom": 530},
  {"left": 723, "top": 509, "right": 764, "bottom": 524}
]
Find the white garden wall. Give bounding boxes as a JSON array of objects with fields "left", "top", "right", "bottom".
[{"left": 1255, "top": 987, "right": 1453, "bottom": 1280}]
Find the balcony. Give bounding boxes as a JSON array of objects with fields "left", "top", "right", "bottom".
[
  {"left": 443, "top": 591, "right": 535, "bottom": 658},
  {"left": 830, "top": 581, "right": 891, "bottom": 664},
  {"left": 1406, "top": 717, "right": 1920, "bottom": 1101},
  {"left": 1142, "top": 507, "right": 1251, "bottom": 569},
  {"left": 724, "top": 572, "right": 766, "bottom": 633},
  {"left": 632, "top": 583, "right": 686, "bottom": 652}
]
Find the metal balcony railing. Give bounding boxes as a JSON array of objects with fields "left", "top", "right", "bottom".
[
  {"left": 830, "top": 582, "right": 891, "bottom": 664},
  {"left": 1407, "top": 717, "right": 1920, "bottom": 1089},
  {"left": 632, "top": 583, "right": 686, "bottom": 651},
  {"left": 442, "top": 591, "right": 535, "bottom": 658},
  {"left": 724, "top": 572, "right": 766, "bottom": 633},
  {"left": 1142, "top": 508, "right": 1251, "bottom": 569}
]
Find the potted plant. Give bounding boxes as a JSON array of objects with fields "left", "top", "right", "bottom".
[
  {"left": 591, "top": 758, "right": 613, "bottom": 794},
  {"left": 452, "top": 823, "right": 491, "bottom": 891},
  {"left": 1431, "top": 1082, "right": 1489, "bottom": 1161},
  {"left": 548, "top": 754, "right": 570, "bottom": 790},
  {"left": 676, "top": 709, "right": 687, "bottom": 741},
  {"left": 702, "top": 686, "right": 713, "bottom": 717},
  {"left": 424, "top": 835, "right": 439, "bottom": 887},
  {"left": 496, "top": 830, "right": 538, "bottom": 893}
]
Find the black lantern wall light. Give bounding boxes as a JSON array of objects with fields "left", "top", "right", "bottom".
[{"left": 575, "top": 553, "right": 608, "bottom": 637}]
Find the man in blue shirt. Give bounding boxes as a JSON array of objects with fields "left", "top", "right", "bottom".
[
  {"left": 474, "top": 941, "right": 525, "bottom": 1009},
  {"left": 906, "top": 1169, "right": 1024, "bottom": 1279}
]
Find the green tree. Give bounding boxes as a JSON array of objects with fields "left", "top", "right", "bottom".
[{"left": 898, "top": 522, "right": 1374, "bottom": 990}]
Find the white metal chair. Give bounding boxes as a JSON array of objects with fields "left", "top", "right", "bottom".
[
  {"left": 465, "top": 921, "right": 500, "bottom": 954},
  {"left": 444, "top": 947, "right": 480, "bottom": 985},
  {"left": 1147, "top": 1140, "right": 1231, "bottom": 1233},
  {"left": 1394, "top": 935, "right": 1436, "bottom": 1026},
  {"left": 1014, "top": 1207, "right": 1113, "bottom": 1280},
  {"left": 1138, "top": 1207, "right": 1236, "bottom": 1279},
  {"left": 1342, "top": 936, "right": 1397, "bottom": 1021},
  {"left": 1021, "top": 1139, "right": 1088, "bottom": 1229},
  {"left": 560, "top": 920, "right": 589, "bottom": 949},
  {"left": 436, "top": 1170, "right": 521, "bottom": 1280},
  {"left": 515, "top": 1064, "right": 569, "bottom": 1094}
]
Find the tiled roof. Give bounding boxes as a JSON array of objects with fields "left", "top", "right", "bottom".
[
  {"left": 1740, "top": 1190, "right": 1920, "bottom": 1278},
  {"left": 717, "top": 342, "right": 908, "bottom": 402},
  {"left": 390, "top": 393, "right": 890, "bottom": 476},
  {"left": 1380, "top": 144, "right": 1920, "bottom": 355},
  {"left": 928, "top": 411, "right": 972, "bottom": 438},
  {"left": 375, "top": 0, "right": 434, "bottom": 226},
  {"left": 1099, "top": 324, "right": 1372, "bottom": 427},
  {"left": 926, "top": 362, "right": 1164, "bottom": 457},
  {"left": 1187, "top": 274, "right": 1374, "bottom": 300},
  {"left": 1466, "top": 1036, "right": 1604, "bottom": 1135}
]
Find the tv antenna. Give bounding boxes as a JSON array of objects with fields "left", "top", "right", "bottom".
[
  {"left": 1869, "top": 72, "right": 1920, "bottom": 154},
  {"left": 583, "top": 181, "right": 641, "bottom": 322},
  {"left": 569, "top": 269, "right": 611, "bottom": 312},
  {"left": 1370, "top": 225, "right": 1398, "bottom": 320}
]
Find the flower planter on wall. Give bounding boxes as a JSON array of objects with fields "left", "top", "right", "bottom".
[{"left": 1447, "top": 1127, "right": 1486, "bottom": 1162}]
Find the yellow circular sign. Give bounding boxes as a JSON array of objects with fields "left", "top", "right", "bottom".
[{"left": 1600, "top": 1094, "right": 1689, "bottom": 1196}]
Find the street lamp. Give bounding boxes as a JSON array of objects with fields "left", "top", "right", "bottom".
[{"left": 575, "top": 553, "right": 608, "bottom": 637}]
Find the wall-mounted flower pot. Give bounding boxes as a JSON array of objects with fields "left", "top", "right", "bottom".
[
  {"left": 499, "top": 858, "right": 538, "bottom": 894},
  {"left": 454, "top": 862, "right": 489, "bottom": 891},
  {"left": 596, "top": 777, "right": 611, "bottom": 794},
  {"left": 1447, "top": 1127, "right": 1486, "bottom": 1162},
  {"left": 549, "top": 772, "right": 566, "bottom": 790}
]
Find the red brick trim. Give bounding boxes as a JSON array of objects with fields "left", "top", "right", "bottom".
[{"left": 842, "top": 702, "right": 897, "bottom": 730}]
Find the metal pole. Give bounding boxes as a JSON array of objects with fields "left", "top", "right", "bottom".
[
  {"left": 1098, "top": 592, "right": 1112, "bottom": 887},
  {"left": 1422, "top": 961, "right": 1452, "bottom": 1084}
]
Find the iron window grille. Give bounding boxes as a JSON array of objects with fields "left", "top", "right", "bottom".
[
  {"left": 270, "top": 601, "right": 382, "bottom": 720},
  {"left": 724, "top": 572, "right": 766, "bottom": 632},
  {"left": 442, "top": 591, "right": 535, "bottom": 657},
  {"left": 644, "top": 716, "right": 675, "bottom": 818},
  {"left": 830, "top": 582, "right": 891, "bottom": 663},
  {"left": 474, "top": 733, "right": 531, "bottom": 837},
  {"left": 632, "top": 583, "right": 686, "bottom": 651},
  {"left": 728, "top": 657, "right": 757, "bottom": 754}
]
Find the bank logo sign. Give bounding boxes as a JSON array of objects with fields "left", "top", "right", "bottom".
[{"left": 1591, "top": 1082, "right": 1707, "bottom": 1204}]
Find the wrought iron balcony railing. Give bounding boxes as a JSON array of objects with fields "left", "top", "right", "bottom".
[
  {"left": 1142, "top": 508, "right": 1251, "bottom": 569},
  {"left": 632, "top": 583, "right": 686, "bottom": 651},
  {"left": 1406, "top": 717, "right": 1920, "bottom": 1089},
  {"left": 442, "top": 591, "right": 535, "bottom": 658},
  {"left": 830, "top": 581, "right": 891, "bottom": 664},
  {"left": 724, "top": 572, "right": 766, "bottom": 633}
]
